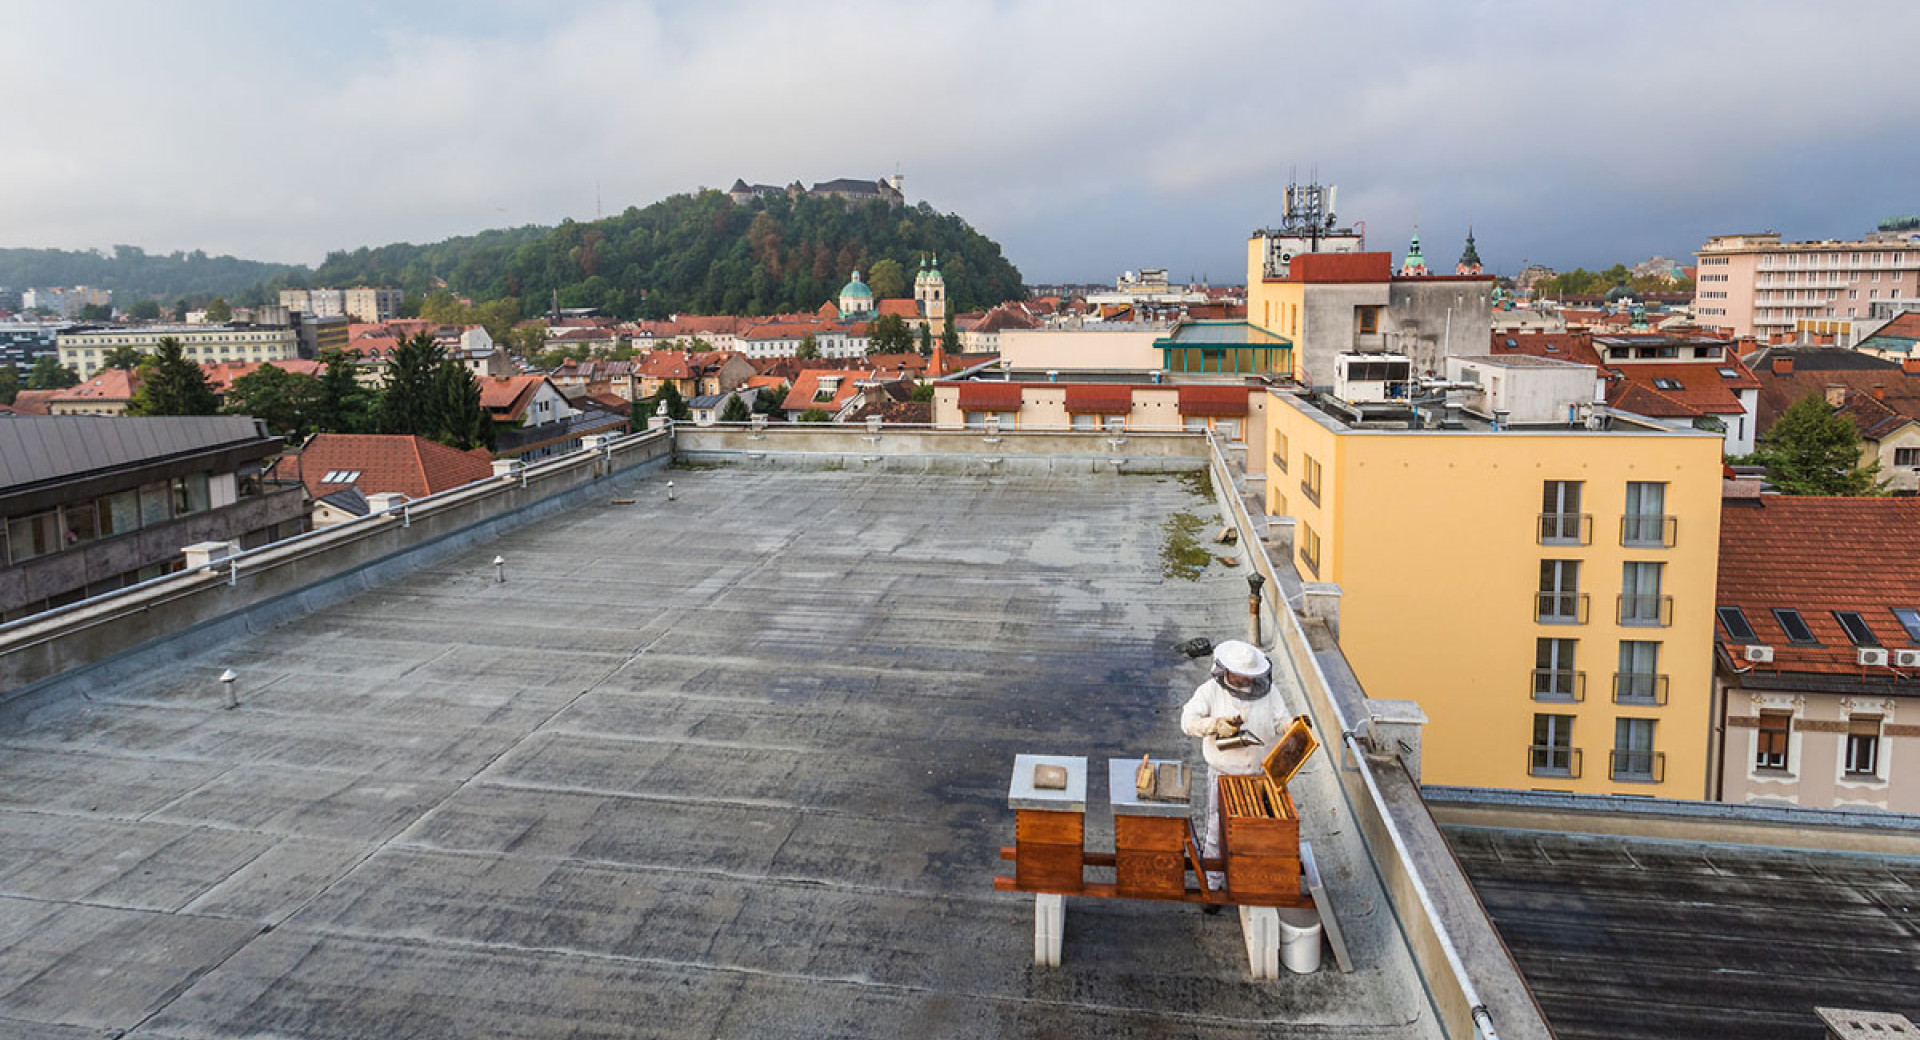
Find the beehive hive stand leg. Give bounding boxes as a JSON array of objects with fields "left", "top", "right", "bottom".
[
  {"left": 1238, "top": 905, "right": 1281, "bottom": 980},
  {"left": 1033, "top": 893, "right": 1065, "bottom": 967}
]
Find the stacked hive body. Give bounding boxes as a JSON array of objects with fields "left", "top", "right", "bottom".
[{"left": 1217, "top": 715, "right": 1319, "bottom": 907}]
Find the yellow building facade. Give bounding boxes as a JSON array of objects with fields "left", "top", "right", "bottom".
[{"left": 1266, "top": 389, "right": 1725, "bottom": 797}]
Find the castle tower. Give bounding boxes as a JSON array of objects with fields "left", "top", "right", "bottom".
[
  {"left": 838, "top": 270, "right": 875, "bottom": 317},
  {"left": 914, "top": 254, "right": 947, "bottom": 328},
  {"left": 1400, "top": 228, "right": 1429, "bottom": 277},
  {"left": 1456, "top": 226, "right": 1483, "bottom": 276}
]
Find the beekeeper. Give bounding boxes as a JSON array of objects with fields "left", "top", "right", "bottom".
[{"left": 1180, "top": 639, "right": 1283, "bottom": 892}]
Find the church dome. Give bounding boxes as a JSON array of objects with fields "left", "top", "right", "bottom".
[{"left": 840, "top": 271, "right": 873, "bottom": 299}]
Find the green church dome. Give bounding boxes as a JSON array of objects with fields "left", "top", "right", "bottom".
[{"left": 840, "top": 271, "right": 873, "bottom": 298}]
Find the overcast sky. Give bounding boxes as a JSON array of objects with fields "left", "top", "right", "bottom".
[{"left": 4, "top": 0, "right": 1917, "bottom": 284}]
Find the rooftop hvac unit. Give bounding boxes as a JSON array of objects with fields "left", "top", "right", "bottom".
[
  {"left": 1894, "top": 649, "right": 1920, "bottom": 669},
  {"left": 1858, "top": 647, "right": 1890, "bottom": 667},
  {"left": 1743, "top": 644, "right": 1774, "bottom": 664}
]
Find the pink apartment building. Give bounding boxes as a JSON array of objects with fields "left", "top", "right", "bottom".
[{"left": 1693, "top": 231, "right": 1920, "bottom": 341}]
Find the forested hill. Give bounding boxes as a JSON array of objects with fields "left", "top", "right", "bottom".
[
  {"left": 301, "top": 190, "right": 1025, "bottom": 318},
  {"left": 0, "top": 245, "right": 298, "bottom": 303}
]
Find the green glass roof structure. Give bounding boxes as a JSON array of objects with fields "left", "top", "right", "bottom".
[{"left": 1153, "top": 321, "right": 1293, "bottom": 375}]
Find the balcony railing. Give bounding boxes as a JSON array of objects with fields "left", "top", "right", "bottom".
[
  {"left": 1617, "top": 594, "right": 1674, "bottom": 627},
  {"left": 1528, "top": 744, "right": 1582, "bottom": 779},
  {"left": 1537, "top": 513, "right": 1593, "bottom": 546},
  {"left": 1620, "top": 514, "right": 1678, "bottom": 548},
  {"left": 1535, "top": 591, "right": 1589, "bottom": 625},
  {"left": 1609, "top": 749, "right": 1665, "bottom": 783},
  {"left": 1531, "top": 669, "right": 1586, "bottom": 702},
  {"left": 1613, "top": 672, "right": 1670, "bottom": 705}
]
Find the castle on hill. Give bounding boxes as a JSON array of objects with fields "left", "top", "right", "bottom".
[{"left": 728, "top": 174, "right": 905, "bottom": 206}]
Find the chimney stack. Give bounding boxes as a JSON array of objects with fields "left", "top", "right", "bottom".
[
  {"left": 1903, "top": 357, "right": 1920, "bottom": 376},
  {"left": 1772, "top": 356, "right": 1795, "bottom": 375},
  {"left": 1872, "top": 385, "right": 1887, "bottom": 401}
]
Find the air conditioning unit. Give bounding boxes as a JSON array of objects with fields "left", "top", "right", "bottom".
[
  {"left": 1858, "top": 647, "right": 1890, "bottom": 667},
  {"left": 1894, "top": 649, "right": 1920, "bottom": 669},
  {"left": 1743, "top": 644, "right": 1774, "bottom": 664}
]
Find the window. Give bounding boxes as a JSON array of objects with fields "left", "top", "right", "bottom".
[
  {"left": 1755, "top": 711, "right": 1792, "bottom": 771},
  {"left": 1652, "top": 378, "right": 1684, "bottom": 391},
  {"left": 5, "top": 511, "right": 60, "bottom": 563},
  {"left": 98, "top": 489, "right": 139, "bottom": 537},
  {"left": 1615, "top": 641, "right": 1663, "bottom": 704},
  {"left": 1718, "top": 606, "right": 1757, "bottom": 642},
  {"left": 1300, "top": 454, "right": 1322, "bottom": 506},
  {"left": 1070, "top": 413, "right": 1097, "bottom": 430},
  {"left": 61, "top": 502, "right": 97, "bottom": 546},
  {"left": 172, "top": 473, "right": 210, "bottom": 516},
  {"left": 1834, "top": 611, "right": 1879, "bottom": 647},
  {"left": 1622, "top": 482, "right": 1670, "bottom": 546},
  {"left": 1612, "top": 718, "right": 1659, "bottom": 781},
  {"left": 1772, "top": 608, "right": 1817, "bottom": 644},
  {"left": 1298, "top": 522, "right": 1322, "bottom": 578},
  {"left": 138, "top": 481, "right": 172, "bottom": 526},
  {"left": 1896, "top": 448, "right": 1920, "bottom": 467},
  {"left": 1533, "top": 638, "right": 1581, "bottom": 701},
  {"left": 1530, "top": 714, "right": 1577, "bottom": 777},
  {"left": 1620, "top": 562, "right": 1667, "bottom": 625},
  {"left": 1892, "top": 608, "right": 1920, "bottom": 642},
  {"left": 1845, "top": 717, "right": 1881, "bottom": 776},
  {"left": 1538, "top": 560, "right": 1583, "bottom": 623},
  {"left": 1358, "top": 306, "right": 1380, "bottom": 335},
  {"left": 1539, "top": 480, "right": 1586, "bottom": 544}
]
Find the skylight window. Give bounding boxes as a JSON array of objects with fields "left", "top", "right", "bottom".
[
  {"left": 1717, "top": 367, "right": 1739, "bottom": 379},
  {"left": 1717, "top": 606, "right": 1757, "bottom": 643},
  {"left": 1834, "top": 611, "right": 1879, "bottom": 647},
  {"left": 1893, "top": 608, "right": 1920, "bottom": 643},
  {"left": 1772, "top": 608, "right": 1818, "bottom": 645},
  {"left": 321, "top": 470, "right": 362, "bottom": 483},
  {"left": 1653, "top": 378, "right": 1684, "bottom": 391}
]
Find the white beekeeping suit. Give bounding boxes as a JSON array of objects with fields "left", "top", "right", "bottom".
[{"left": 1180, "top": 639, "right": 1284, "bottom": 893}]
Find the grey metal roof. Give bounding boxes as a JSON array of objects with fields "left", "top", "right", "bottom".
[{"left": 0, "top": 415, "right": 273, "bottom": 493}]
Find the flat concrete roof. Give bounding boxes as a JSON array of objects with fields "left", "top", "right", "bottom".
[
  {"left": 1446, "top": 826, "right": 1920, "bottom": 1039},
  {"left": 0, "top": 469, "right": 1437, "bottom": 1037}
]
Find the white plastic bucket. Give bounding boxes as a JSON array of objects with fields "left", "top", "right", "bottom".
[{"left": 1277, "top": 908, "right": 1323, "bottom": 974}]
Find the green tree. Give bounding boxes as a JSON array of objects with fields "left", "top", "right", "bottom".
[
  {"left": 27, "top": 355, "right": 79, "bottom": 389},
  {"left": 867, "top": 313, "right": 912, "bottom": 354},
  {"left": 315, "top": 349, "right": 376, "bottom": 433},
  {"left": 1753, "top": 392, "right": 1886, "bottom": 495},
  {"left": 101, "top": 345, "right": 145, "bottom": 370},
  {"left": 719, "top": 394, "right": 752, "bottom": 423},
  {"left": 941, "top": 312, "right": 959, "bottom": 352},
  {"left": 223, "top": 364, "right": 322, "bottom": 439},
  {"left": 867, "top": 258, "right": 906, "bottom": 299},
  {"left": 78, "top": 302, "right": 112, "bottom": 321},
  {"left": 910, "top": 382, "right": 935, "bottom": 402},
  {"left": 380, "top": 333, "right": 445, "bottom": 437},
  {"left": 205, "top": 297, "right": 232, "bottom": 322},
  {"left": 655, "top": 380, "right": 691, "bottom": 421},
  {"left": 0, "top": 365, "right": 17, "bottom": 406},
  {"left": 754, "top": 382, "right": 786, "bottom": 414},
  {"left": 128, "top": 337, "right": 218, "bottom": 416},
  {"left": 433, "top": 359, "right": 494, "bottom": 450},
  {"left": 129, "top": 299, "right": 162, "bottom": 320},
  {"left": 796, "top": 407, "right": 831, "bottom": 423},
  {"left": 796, "top": 333, "right": 819, "bottom": 360},
  {"left": 917, "top": 322, "right": 932, "bottom": 357}
]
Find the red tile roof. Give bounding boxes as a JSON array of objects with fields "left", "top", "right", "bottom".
[
  {"left": 202, "top": 359, "right": 325, "bottom": 394},
  {"left": 6, "top": 389, "right": 57, "bottom": 415},
  {"left": 782, "top": 369, "right": 888, "bottom": 413},
  {"left": 1489, "top": 332, "right": 1606, "bottom": 367},
  {"left": 1177, "top": 385, "right": 1249, "bottom": 416},
  {"left": 1606, "top": 361, "right": 1756, "bottom": 417},
  {"left": 478, "top": 375, "right": 550, "bottom": 421},
  {"left": 296, "top": 433, "right": 496, "bottom": 500},
  {"left": 876, "top": 299, "right": 920, "bottom": 319},
  {"left": 1063, "top": 385, "right": 1134, "bottom": 414},
  {"left": 55, "top": 368, "right": 140, "bottom": 402},
  {"left": 956, "top": 382, "right": 1024, "bottom": 411},
  {"left": 1718, "top": 494, "right": 1920, "bottom": 676}
]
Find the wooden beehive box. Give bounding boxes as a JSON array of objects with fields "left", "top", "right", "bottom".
[{"left": 1219, "top": 715, "right": 1318, "bottom": 905}]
